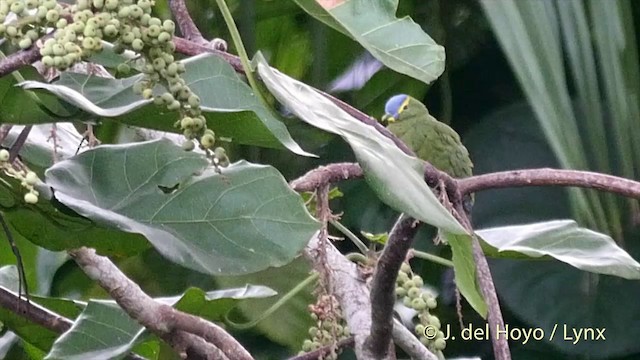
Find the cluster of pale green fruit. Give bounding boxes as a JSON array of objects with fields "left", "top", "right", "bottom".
[
  {"left": 0, "top": 149, "right": 40, "bottom": 204},
  {"left": 396, "top": 262, "right": 447, "bottom": 354},
  {"left": 0, "top": 0, "right": 224, "bottom": 154},
  {"left": 299, "top": 294, "right": 350, "bottom": 359}
]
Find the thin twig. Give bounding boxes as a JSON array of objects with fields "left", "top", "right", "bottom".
[
  {"left": 0, "top": 125, "right": 13, "bottom": 145},
  {"left": 0, "top": 212, "right": 29, "bottom": 305},
  {"left": 8, "top": 125, "right": 31, "bottom": 162}
]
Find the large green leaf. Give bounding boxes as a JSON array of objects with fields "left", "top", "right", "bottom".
[
  {"left": 0, "top": 267, "right": 85, "bottom": 352},
  {"left": 45, "top": 286, "right": 276, "bottom": 360},
  {"left": 479, "top": 220, "right": 640, "bottom": 280},
  {"left": 19, "top": 54, "right": 314, "bottom": 157},
  {"left": 466, "top": 103, "right": 640, "bottom": 358},
  {"left": 256, "top": 54, "right": 465, "bottom": 235},
  {"left": 214, "top": 258, "right": 316, "bottom": 349},
  {"left": 161, "top": 285, "right": 277, "bottom": 321},
  {"left": 446, "top": 233, "right": 487, "bottom": 318},
  {"left": 45, "top": 300, "right": 147, "bottom": 360},
  {"left": 3, "top": 198, "right": 151, "bottom": 257},
  {"left": 293, "top": 0, "right": 445, "bottom": 84},
  {"left": 45, "top": 139, "right": 319, "bottom": 275},
  {"left": 0, "top": 66, "right": 73, "bottom": 125}
]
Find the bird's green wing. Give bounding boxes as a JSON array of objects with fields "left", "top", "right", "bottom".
[{"left": 387, "top": 113, "right": 473, "bottom": 178}]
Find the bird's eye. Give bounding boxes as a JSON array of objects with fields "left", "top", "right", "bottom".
[{"left": 403, "top": 105, "right": 409, "bottom": 110}]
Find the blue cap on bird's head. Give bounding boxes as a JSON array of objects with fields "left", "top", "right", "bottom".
[{"left": 384, "top": 94, "right": 409, "bottom": 121}]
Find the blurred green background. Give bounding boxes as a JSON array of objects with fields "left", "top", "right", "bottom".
[{"left": 4, "top": 0, "right": 640, "bottom": 359}]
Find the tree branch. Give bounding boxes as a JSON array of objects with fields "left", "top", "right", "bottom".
[
  {"left": 290, "top": 163, "right": 363, "bottom": 192},
  {"left": 0, "top": 46, "right": 40, "bottom": 78},
  {"left": 0, "top": 286, "right": 147, "bottom": 360},
  {"left": 68, "top": 247, "right": 253, "bottom": 360},
  {"left": 392, "top": 319, "right": 438, "bottom": 360},
  {"left": 364, "top": 214, "right": 419, "bottom": 358},
  {"left": 169, "top": 0, "right": 207, "bottom": 44},
  {"left": 459, "top": 168, "right": 640, "bottom": 199},
  {"left": 304, "top": 232, "right": 383, "bottom": 360},
  {"left": 0, "top": 285, "right": 71, "bottom": 333}
]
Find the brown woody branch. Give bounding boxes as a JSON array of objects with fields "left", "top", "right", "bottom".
[
  {"left": 364, "top": 214, "right": 419, "bottom": 358},
  {"left": 68, "top": 247, "right": 252, "bottom": 360},
  {"left": 0, "top": 286, "right": 147, "bottom": 360},
  {"left": 459, "top": 168, "right": 640, "bottom": 199},
  {"left": 169, "top": 0, "right": 207, "bottom": 45}
]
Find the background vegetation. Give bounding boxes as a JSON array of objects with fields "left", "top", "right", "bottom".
[{"left": 2, "top": 0, "right": 640, "bottom": 359}]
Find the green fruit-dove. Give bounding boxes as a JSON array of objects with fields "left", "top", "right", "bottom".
[{"left": 383, "top": 94, "right": 473, "bottom": 179}]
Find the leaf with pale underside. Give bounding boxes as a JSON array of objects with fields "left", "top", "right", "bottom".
[
  {"left": 478, "top": 220, "right": 640, "bottom": 279},
  {"left": 293, "top": 0, "right": 445, "bottom": 84},
  {"left": 19, "top": 54, "right": 314, "bottom": 156}
]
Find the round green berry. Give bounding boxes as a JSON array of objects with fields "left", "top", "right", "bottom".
[
  {"left": 52, "top": 44, "right": 65, "bottom": 55},
  {"left": 129, "top": 5, "right": 143, "bottom": 18},
  {"left": 6, "top": 26, "right": 17, "bottom": 37},
  {"left": 45, "top": 9, "right": 59, "bottom": 22},
  {"left": 201, "top": 133, "right": 215, "bottom": 149},
  {"left": 104, "top": 24, "right": 118, "bottom": 37},
  {"left": 105, "top": 0, "right": 118, "bottom": 9},
  {"left": 132, "top": 38, "right": 144, "bottom": 51},
  {"left": 427, "top": 315, "right": 441, "bottom": 329},
  {"left": 24, "top": 192, "right": 38, "bottom": 204},
  {"left": 117, "top": 63, "right": 130, "bottom": 74},
  {"left": 410, "top": 297, "right": 427, "bottom": 310},
  {"left": 407, "top": 287, "right": 421, "bottom": 299},
  {"left": 93, "top": 0, "right": 104, "bottom": 9},
  {"left": 180, "top": 117, "right": 194, "bottom": 129},
  {"left": 142, "top": 88, "right": 153, "bottom": 99},
  {"left": 167, "top": 100, "right": 181, "bottom": 111},
  {"left": 43, "top": 0, "right": 57, "bottom": 10},
  {"left": 161, "top": 92, "right": 174, "bottom": 103},
  {"left": 162, "top": 19, "right": 175, "bottom": 33},
  {"left": 82, "top": 37, "right": 96, "bottom": 50},
  {"left": 182, "top": 140, "right": 195, "bottom": 151},
  {"left": 426, "top": 297, "right": 437, "bottom": 309},
  {"left": 395, "top": 286, "right": 407, "bottom": 297},
  {"left": 434, "top": 338, "right": 446, "bottom": 351},
  {"left": 77, "top": 0, "right": 90, "bottom": 9},
  {"left": 153, "top": 57, "right": 166, "bottom": 70},
  {"left": 19, "top": 38, "right": 32, "bottom": 49},
  {"left": 412, "top": 275, "right": 424, "bottom": 288},
  {"left": 187, "top": 94, "right": 200, "bottom": 107},
  {"left": 26, "top": 30, "right": 39, "bottom": 41},
  {"left": 42, "top": 55, "right": 54, "bottom": 67},
  {"left": 148, "top": 24, "right": 160, "bottom": 37},
  {"left": 25, "top": 171, "right": 39, "bottom": 186},
  {"left": 0, "top": 149, "right": 9, "bottom": 162},
  {"left": 25, "top": 0, "right": 39, "bottom": 9},
  {"left": 10, "top": 1, "right": 25, "bottom": 14},
  {"left": 157, "top": 31, "right": 171, "bottom": 43},
  {"left": 402, "top": 279, "right": 415, "bottom": 290}
]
